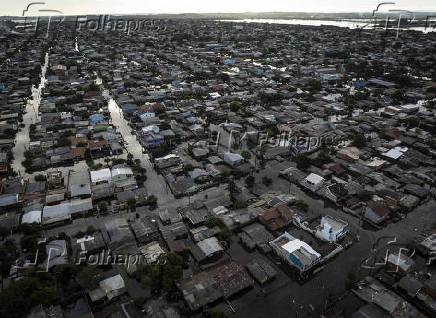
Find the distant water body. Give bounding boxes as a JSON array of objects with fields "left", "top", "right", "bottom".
[{"left": 219, "top": 18, "right": 433, "bottom": 33}]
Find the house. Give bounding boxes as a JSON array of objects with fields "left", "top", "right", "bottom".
[
  {"left": 155, "top": 154, "right": 182, "bottom": 170},
  {"left": 73, "top": 232, "right": 106, "bottom": 258},
  {"left": 240, "top": 223, "right": 274, "bottom": 252},
  {"left": 21, "top": 210, "right": 42, "bottom": 224},
  {"left": 270, "top": 232, "right": 321, "bottom": 273},
  {"left": 323, "top": 183, "right": 347, "bottom": 203},
  {"left": 336, "top": 149, "right": 359, "bottom": 163},
  {"left": 259, "top": 204, "right": 294, "bottom": 232},
  {"left": 246, "top": 258, "right": 277, "bottom": 285},
  {"left": 111, "top": 167, "right": 134, "bottom": 183},
  {"left": 417, "top": 233, "right": 436, "bottom": 259},
  {"left": 68, "top": 170, "right": 91, "bottom": 199},
  {"left": 315, "top": 216, "right": 348, "bottom": 242},
  {"left": 90, "top": 168, "right": 112, "bottom": 185},
  {"left": 386, "top": 252, "right": 414, "bottom": 276},
  {"left": 300, "top": 173, "right": 325, "bottom": 193},
  {"left": 223, "top": 152, "right": 244, "bottom": 168},
  {"left": 110, "top": 142, "right": 123, "bottom": 155},
  {"left": 0, "top": 193, "right": 20, "bottom": 210},
  {"left": 190, "top": 237, "right": 224, "bottom": 263},
  {"left": 130, "top": 218, "right": 160, "bottom": 244},
  {"left": 177, "top": 261, "right": 253, "bottom": 311},
  {"left": 89, "top": 274, "right": 126, "bottom": 303},
  {"left": 364, "top": 201, "right": 391, "bottom": 224},
  {"left": 105, "top": 218, "right": 137, "bottom": 254},
  {"left": 139, "top": 242, "right": 166, "bottom": 264}
]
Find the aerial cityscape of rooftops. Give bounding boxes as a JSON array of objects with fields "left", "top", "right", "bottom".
[{"left": 1, "top": 0, "right": 436, "bottom": 317}]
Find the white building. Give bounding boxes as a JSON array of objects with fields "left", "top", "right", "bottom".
[
  {"left": 270, "top": 232, "right": 321, "bottom": 272},
  {"left": 300, "top": 173, "right": 325, "bottom": 193},
  {"left": 315, "top": 216, "right": 348, "bottom": 242},
  {"left": 90, "top": 168, "right": 112, "bottom": 185}
]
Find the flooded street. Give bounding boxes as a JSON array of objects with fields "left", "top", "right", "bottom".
[
  {"left": 11, "top": 52, "right": 49, "bottom": 178},
  {"left": 103, "top": 90, "right": 175, "bottom": 205}
]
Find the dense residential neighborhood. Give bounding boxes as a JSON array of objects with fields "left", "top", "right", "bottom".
[{"left": 0, "top": 12, "right": 436, "bottom": 318}]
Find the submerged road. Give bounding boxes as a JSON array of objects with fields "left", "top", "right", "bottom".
[
  {"left": 11, "top": 52, "right": 49, "bottom": 179},
  {"left": 103, "top": 90, "right": 175, "bottom": 205}
]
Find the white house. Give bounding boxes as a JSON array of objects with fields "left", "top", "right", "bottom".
[
  {"left": 300, "top": 173, "right": 325, "bottom": 193},
  {"left": 270, "top": 232, "right": 321, "bottom": 272},
  {"left": 315, "top": 216, "right": 348, "bottom": 242}
]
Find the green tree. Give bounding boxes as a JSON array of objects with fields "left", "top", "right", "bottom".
[
  {"left": 136, "top": 253, "right": 183, "bottom": 293},
  {"left": 34, "top": 174, "right": 46, "bottom": 181},
  {"left": 262, "top": 176, "right": 273, "bottom": 187},
  {"left": 203, "top": 308, "right": 225, "bottom": 318},
  {"left": 241, "top": 150, "right": 251, "bottom": 160},
  {"left": 76, "top": 266, "right": 103, "bottom": 290},
  {"left": 0, "top": 271, "right": 57, "bottom": 318},
  {"left": 98, "top": 201, "right": 108, "bottom": 212},
  {"left": 352, "top": 133, "right": 366, "bottom": 148},
  {"left": 0, "top": 226, "right": 9, "bottom": 239},
  {"left": 205, "top": 217, "right": 223, "bottom": 228},
  {"left": 295, "top": 200, "right": 309, "bottom": 212},
  {"left": 295, "top": 154, "right": 311, "bottom": 170},
  {"left": 245, "top": 175, "right": 255, "bottom": 188},
  {"left": 357, "top": 191, "right": 373, "bottom": 202}
]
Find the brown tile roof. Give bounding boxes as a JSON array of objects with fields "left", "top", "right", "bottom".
[
  {"left": 88, "top": 140, "right": 108, "bottom": 149},
  {"left": 70, "top": 147, "right": 86, "bottom": 159}
]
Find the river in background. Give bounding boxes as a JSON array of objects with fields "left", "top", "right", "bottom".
[{"left": 219, "top": 18, "right": 433, "bottom": 33}]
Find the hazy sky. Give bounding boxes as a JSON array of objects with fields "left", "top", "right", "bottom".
[{"left": 2, "top": 0, "right": 436, "bottom": 16}]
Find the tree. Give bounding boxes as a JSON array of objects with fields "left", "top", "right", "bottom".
[
  {"left": 0, "top": 271, "right": 57, "bottom": 318},
  {"left": 136, "top": 253, "right": 183, "bottom": 293},
  {"left": 352, "top": 133, "right": 366, "bottom": 148},
  {"left": 203, "top": 308, "right": 225, "bottom": 318},
  {"left": 128, "top": 197, "right": 137, "bottom": 209},
  {"left": 0, "top": 226, "right": 9, "bottom": 240},
  {"left": 245, "top": 175, "right": 255, "bottom": 188},
  {"left": 295, "top": 200, "right": 309, "bottom": 212},
  {"left": 230, "top": 101, "right": 242, "bottom": 112},
  {"left": 357, "top": 191, "right": 373, "bottom": 202},
  {"left": 146, "top": 195, "right": 158, "bottom": 210},
  {"left": 205, "top": 217, "right": 223, "bottom": 228},
  {"left": 0, "top": 240, "right": 17, "bottom": 276},
  {"left": 295, "top": 154, "right": 311, "bottom": 170},
  {"left": 34, "top": 174, "right": 46, "bottom": 181},
  {"left": 86, "top": 225, "right": 96, "bottom": 235},
  {"left": 241, "top": 150, "right": 251, "bottom": 160},
  {"left": 262, "top": 176, "right": 272, "bottom": 187},
  {"left": 53, "top": 264, "right": 79, "bottom": 286},
  {"left": 98, "top": 201, "right": 108, "bottom": 212},
  {"left": 55, "top": 137, "right": 72, "bottom": 148},
  {"left": 76, "top": 267, "right": 103, "bottom": 290}
]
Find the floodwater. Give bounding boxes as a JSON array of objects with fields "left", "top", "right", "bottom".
[
  {"left": 101, "top": 86, "right": 175, "bottom": 205},
  {"left": 219, "top": 18, "right": 433, "bottom": 33},
  {"left": 11, "top": 52, "right": 49, "bottom": 178}
]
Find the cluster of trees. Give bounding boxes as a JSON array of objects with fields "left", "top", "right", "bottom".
[
  {"left": 0, "top": 271, "right": 57, "bottom": 318},
  {"left": 295, "top": 151, "right": 332, "bottom": 170},
  {"left": 135, "top": 253, "right": 183, "bottom": 294},
  {"left": 205, "top": 217, "right": 232, "bottom": 242}
]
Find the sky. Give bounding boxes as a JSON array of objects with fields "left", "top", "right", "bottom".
[{"left": 2, "top": 0, "right": 436, "bottom": 16}]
